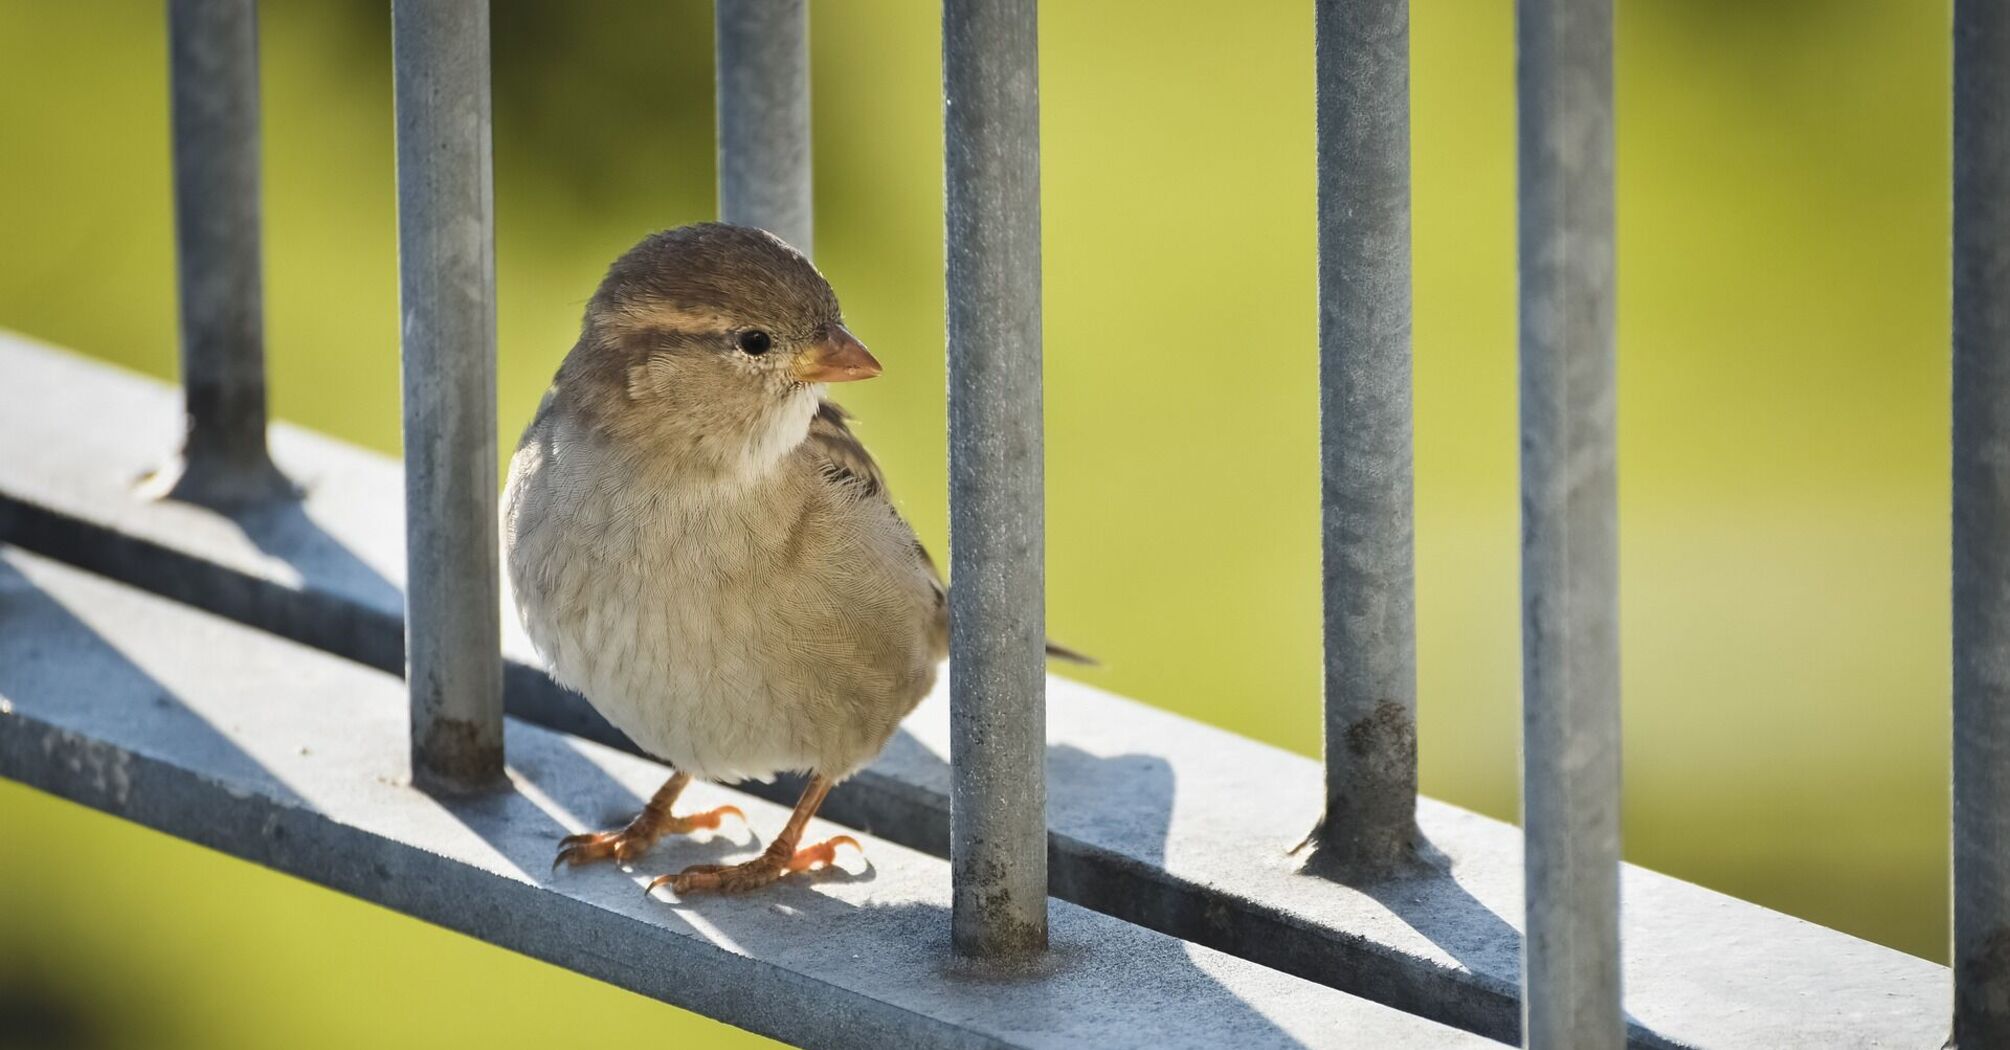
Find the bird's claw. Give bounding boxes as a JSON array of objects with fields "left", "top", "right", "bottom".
[
  {"left": 696, "top": 804, "right": 748, "bottom": 831},
  {"left": 552, "top": 804, "right": 749, "bottom": 872},
  {"left": 553, "top": 829, "right": 644, "bottom": 871},
  {"left": 643, "top": 835, "right": 863, "bottom": 897}
]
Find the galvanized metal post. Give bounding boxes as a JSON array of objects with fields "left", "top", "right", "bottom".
[
  {"left": 391, "top": 0, "right": 504, "bottom": 792},
  {"left": 715, "top": 0, "right": 813, "bottom": 255},
  {"left": 1308, "top": 0, "right": 1420, "bottom": 879},
  {"left": 161, "top": 0, "right": 289, "bottom": 507},
  {"left": 1953, "top": 2, "right": 2010, "bottom": 1044},
  {"left": 944, "top": 0, "right": 1048, "bottom": 958},
  {"left": 1515, "top": 0, "right": 1620, "bottom": 1045}
]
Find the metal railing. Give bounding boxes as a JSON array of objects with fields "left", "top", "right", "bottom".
[
  {"left": 1313, "top": 2, "right": 1621, "bottom": 1044},
  {"left": 1953, "top": 2, "right": 2010, "bottom": 1047},
  {"left": 138, "top": 0, "right": 1999, "bottom": 1043},
  {"left": 942, "top": 0, "right": 1051, "bottom": 957},
  {"left": 1309, "top": 0, "right": 1420, "bottom": 881},
  {"left": 160, "top": 0, "right": 288, "bottom": 506},
  {"left": 390, "top": 0, "right": 505, "bottom": 794},
  {"left": 1512, "top": 1, "right": 1621, "bottom": 1045},
  {"left": 716, "top": 0, "right": 814, "bottom": 257}
]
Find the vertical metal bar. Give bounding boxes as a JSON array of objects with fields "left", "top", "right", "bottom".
[
  {"left": 1953, "top": 2, "right": 2010, "bottom": 1044},
  {"left": 162, "top": 0, "right": 288, "bottom": 507},
  {"left": 1515, "top": 0, "right": 1620, "bottom": 1045},
  {"left": 715, "top": 0, "right": 813, "bottom": 255},
  {"left": 944, "top": 0, "right": 1048, "bottom": 958},
  {"left": 1309, "top": 0, "right": 1419, "bottom": 878},
  {"left": 391, "top": 0, "right": 503, "bottom": 792}
]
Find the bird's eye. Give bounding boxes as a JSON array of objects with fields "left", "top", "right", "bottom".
[{"left": 736, "top": 330, "right": 773, "bottom": 355}]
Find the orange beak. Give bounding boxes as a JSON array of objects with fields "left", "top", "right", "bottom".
[{"left": 791, "top": 325, "right": 882, "bottom": 383}]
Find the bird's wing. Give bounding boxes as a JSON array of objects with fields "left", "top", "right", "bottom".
[
  {"left": 806, "top": 400, "right": 1095, "bottom": 666},
  {"left": 806, "top": 400, "right": 896, "bottom": 502},
  {"left": 806, "top": 399, "right": 950, "bottom": 599}
]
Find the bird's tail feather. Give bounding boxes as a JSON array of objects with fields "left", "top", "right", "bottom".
[{"left": 1045, "top": 640, "right": 1098, "bottom": 666}]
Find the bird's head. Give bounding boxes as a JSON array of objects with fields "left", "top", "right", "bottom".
[{"left": 564, "top": 223, "right": 880, "bottom": 481}]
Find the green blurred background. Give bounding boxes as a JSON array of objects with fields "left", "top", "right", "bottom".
[{"left": 0, "top": 1, "right": 1952, "bottom": 1047}]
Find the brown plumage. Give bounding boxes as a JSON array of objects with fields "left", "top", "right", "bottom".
[
  {"left": 506, "top": 223, "right": 1084, "bottom": 895},
  {"left": 505, "top": 223, "right": 940, "bottom": 894}
]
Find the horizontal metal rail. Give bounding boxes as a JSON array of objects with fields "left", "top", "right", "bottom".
[{"left": 0, "top": 546, "right": 1488, "bottom": 1050}]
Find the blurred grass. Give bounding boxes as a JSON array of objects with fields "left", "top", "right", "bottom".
[{"left": 0, "top": 0, "right": 1952, "bottom": 1045}]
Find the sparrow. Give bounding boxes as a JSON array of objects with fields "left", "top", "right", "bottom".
[{"left": 505, "top": 223, "right": 1078, "bottom": 896}]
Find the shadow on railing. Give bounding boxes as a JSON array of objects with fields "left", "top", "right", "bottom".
[{"left": 0, "top": 557, "right": 305, "bottom": 808}]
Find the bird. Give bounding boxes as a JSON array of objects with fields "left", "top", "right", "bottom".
[{"left": 503, "top": 222, "right": 1078, "bottom": 896}]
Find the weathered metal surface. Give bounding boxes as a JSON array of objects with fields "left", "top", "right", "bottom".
[
  {"left": 160, "top": 0, "right": 290, "bottom": 507},
  {"left": 391, "top": 0, "right": 504, "bottom": 791},
  {"left": 715, "top": 0, "right": 814, "bottom": 255},
  {"left": 943, "top": 0, "right": 1049, "bottom": 958},
  {"left": 1954, "top": 2, "right": 2010, "bottom": 1045},
  {"left": 1309, "top": 0, "right": 1420, "bottom": 880},
  {"left": 1516, "top": 0, "right": 1622, "bottom": 1044},
  {"left": 0, "top": 547, "right": 1491, "bottom": 1050},
  {"left": 0, "top": 336, "right": 1952, "bottom": 1047}
]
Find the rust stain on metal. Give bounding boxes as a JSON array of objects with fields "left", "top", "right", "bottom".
[
  {"left": 1346, "top": 699, "right": 1418, "bottom": 765},
  {"left": 415, "top": 716, "right": 503, "bottom": 793},
  {"left": 1296, "top": 699, "right": 1421, "bottom": 883}
]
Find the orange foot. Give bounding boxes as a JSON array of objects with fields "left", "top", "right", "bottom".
[
  {"left": 554, "top": 804, "right": 745, "bottom": 869},
  {"left": 645, "top": 835, "right": 862, "bottom": 896}
]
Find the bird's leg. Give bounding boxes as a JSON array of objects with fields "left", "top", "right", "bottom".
[
  {"left": 554, "top": 771, "right": 745, "bottom": 869},
  {"left": 646, "top": 773, "right": 860, "bottom": 896}
]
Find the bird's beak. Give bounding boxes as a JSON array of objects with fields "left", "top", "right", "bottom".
[{"left": 792, "top": 325, "right": 882, "bottom": 383}]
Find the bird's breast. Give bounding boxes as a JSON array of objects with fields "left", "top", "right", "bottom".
[{"left": 502, "top": 433, "right": 936, "bottom": 781}]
